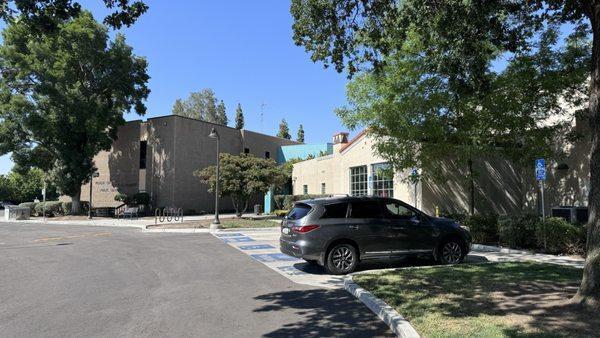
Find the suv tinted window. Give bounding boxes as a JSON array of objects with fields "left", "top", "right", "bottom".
[
  {"left": 350, "top": 201, "right": 383, "bottom": 219},
  {"left": 287, "top": 203, "right": 311, "bottom": 220},
  {"left": 383, "top": 202, "right": 415, "bottom": 219},
  {"left": 321, "top": 203, "right": 348, "bottom": 219}
]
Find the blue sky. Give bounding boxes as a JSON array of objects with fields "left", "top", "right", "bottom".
[{"left": 0, "top": 0, "right": 351, "bottom": 174}]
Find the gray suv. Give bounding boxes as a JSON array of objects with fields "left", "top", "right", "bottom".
[{"left": 280, "top": 196, "right": 472, "bottom": 274}]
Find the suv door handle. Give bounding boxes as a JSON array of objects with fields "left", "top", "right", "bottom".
[
  {"left": 348, "top": 225, "right": 359, "bottom": 230},
  {"left": 392, "top": 226, "right": 407, "bottom": 230}
]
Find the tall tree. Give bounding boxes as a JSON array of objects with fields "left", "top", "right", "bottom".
[
  {"left": 195, "top": 153, "right": 287, "bottom": 217},
  {"left": 216, "top": 100, "right": 228, "bottom": 126},
  {"left": 297, "top": 124, "right": 305, "bottom": 143},
  {"left": 0, "top": 12, "right": 149, "bottom": 213},
  {"left": 235, "top": 103, "right": 244, "bottom": 129},
  {"left": 172, "top": 88, "right": 228, "bottom": 125},
  {"left": 291, "top": 1, "right": 600, "bottom": 306},
  {"left": 277, "top": 119, "right": 291, "bottom": 139},
  {"left": 0, "top": 0, "right": 147, "bottom": 30},
  {"left": 172, "top": 99, "right": 185, "bottom": 116}
]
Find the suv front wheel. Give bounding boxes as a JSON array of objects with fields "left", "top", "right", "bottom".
[
  {"left": 325, "top": 243, "right": 358, "bottom": 274},
  {"left": 437, "top": 239, "right": 465, "bottom": 264}
]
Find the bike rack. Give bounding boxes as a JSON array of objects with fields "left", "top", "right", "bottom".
[{"left": 154, "top": 207, "right": 184, "bottom": 225}]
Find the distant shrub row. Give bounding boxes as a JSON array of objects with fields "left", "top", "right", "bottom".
[
  {"left": 18, "top": 201, "right": 90, "bottom": 217},
  {"left": 273, "top": 194, "right": 331, "bottom": 211},
  {"left": 442, "top": 211, "right": 586, "bottom": 255}
]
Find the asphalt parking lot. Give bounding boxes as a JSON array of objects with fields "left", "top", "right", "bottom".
[{"left": 0, "top": 222, "right": 391, "bottom": 337}]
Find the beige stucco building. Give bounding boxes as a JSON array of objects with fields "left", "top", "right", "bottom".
[
  {"left": 292, "top": 129, "right": 590, "bottom": 217},
  {"left": 79, "top": 115, "right": 299, "bottom": 213}
]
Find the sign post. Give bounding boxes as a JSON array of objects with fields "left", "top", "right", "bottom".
[
  {"left": 42, "top": 181, "right": 46, "bottom": 222},
  {"left": 535, "top": 158, "right": 547, "bottom": 250},
  {"left": 535, "top": 159, "right": 547, "bottom": 219}
]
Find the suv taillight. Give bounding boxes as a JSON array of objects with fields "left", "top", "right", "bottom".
[{"left": 292, "top": 224, "right": 320, "bottom": 233}]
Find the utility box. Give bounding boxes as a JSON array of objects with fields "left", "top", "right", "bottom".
[{"left": 4, "top": 206, "right": 31, "bottom": 221}]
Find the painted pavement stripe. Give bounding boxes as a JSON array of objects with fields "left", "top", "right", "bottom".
[
  {"left": 250, "top": 253, "right": 302, "bottom": 263},
  {"left": 214, "top": 233, "right": 244, "bottom": 237},
  {"left": 238, "top": 244, "right": 275, "bottom": 250},
  {"left": 220, "top": 236, "right": 255, "bottom": 243}
]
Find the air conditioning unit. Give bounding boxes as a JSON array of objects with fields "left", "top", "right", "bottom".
[{"left": 551, "top": 206, "right": 588, "bottom": 224}]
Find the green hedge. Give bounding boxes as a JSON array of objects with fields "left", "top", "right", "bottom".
[
  {"left": 498, "top": 214, "right": 539, "bottom": 249},
  {"left": 34, "top": 201, "right": 62, "bottom": 216},
  {"left": 464, "top": 214, "right": 499, "bottom": 244},
  {"left": 536, "top": 217, "right": 585, "bottom": 254},
  {"left": 18, "top": 202, "right": 37, "bottom": 214}
]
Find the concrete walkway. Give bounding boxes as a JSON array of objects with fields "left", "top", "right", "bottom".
[{"left": 0, "top": 212, "right": 262, "bottom": 229}]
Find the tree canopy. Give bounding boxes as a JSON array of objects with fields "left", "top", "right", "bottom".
[
  {"left": 0, "top": 167, "right": 57, "bottom": 203},
  {"left": 297, "top": 124, "right": 305, "bottom": 143},
  {"left": 235, "top": 103, "right": 244, "bottom": 129},
  {"left": 172, "top": 89, "right": 228, "bottom": 125},
  {"left": 0, "top": 11, "right": 149, "bottom": 213},
  {"left": 0, "top": 0, "right": 147, "bottom": 30},
  {"left": 277, "top": 119, "right": 291, "bottom": 139},
  {"left": 195, "top": 153, "right": 287, "bottom": 217}
]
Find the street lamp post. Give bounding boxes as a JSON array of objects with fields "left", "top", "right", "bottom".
[
  {"left": 88, "top": 171, "right": 99, "bottom": 219},
  {"left": 208, "top": 128, "right": 222, "bottom": 229}
]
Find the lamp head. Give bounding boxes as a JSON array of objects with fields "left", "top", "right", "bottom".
[{"left": 209, "top": 128, "right": 219, "bottom": 139}]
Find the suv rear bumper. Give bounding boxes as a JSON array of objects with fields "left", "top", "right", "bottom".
[{"left": 280, "top": 237, "right": 322, "bottom": 264}]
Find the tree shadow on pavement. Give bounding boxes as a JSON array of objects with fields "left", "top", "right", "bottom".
[
  {"left": 254, "top": 288, "right": 393, "bottom": 337},
  {"left": 291, "top": 254, "right": 490, "bottom": 275}
]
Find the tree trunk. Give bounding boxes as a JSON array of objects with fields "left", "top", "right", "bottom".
[
  {"left": 468, "top": 158, "right": 475, "bottom": 215},
  {"left": 70, "top": 187, "right": 82, "bottom": 215},
  {"left": 575, "top": 2, "right": 600, "bottom": 308}
]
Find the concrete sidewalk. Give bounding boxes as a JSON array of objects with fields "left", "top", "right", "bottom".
[{"left": 0, "top": 212, "right": 263, "bottom": 229}]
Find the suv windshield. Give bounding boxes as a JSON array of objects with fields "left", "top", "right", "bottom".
[{"left": 287, "top": 203, "right": 311, "bottom": 220}]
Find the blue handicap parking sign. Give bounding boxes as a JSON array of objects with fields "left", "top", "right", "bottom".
[{"left": 535, "top": 159, "right": 546, "bottom": 181}]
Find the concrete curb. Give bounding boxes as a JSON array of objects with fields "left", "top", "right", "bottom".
[
  {"left": 344, "top": 276, "right": 420, "bottom": 338},
  {"left": 471, "top": 243, "right": 532, "bottom": 255},
  {"left": 143, "top": 228, "right": 211, "bottom": 233}
]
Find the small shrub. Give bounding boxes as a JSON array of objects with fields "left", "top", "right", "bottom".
[
  {"left": 273, "top": 195, "right": 286, "bottom": 210},
  {"left": 498, "top": 213, "right": 539, "bottom": 249},
  {"left": 35, "top": 201, "right": 63, "bottom": 216},
  {"left": 273, "top": 209, "right": 290, "bottom": 217},
  {"left": 536, "top": 217, "right": 584, "bottom": 254},
  {"left": 18, "top": 202, "right": 37, "bottom": 215},
  {"left": 114, "top": 193, "right": 128, "bottom": 202},
  {"left": 465, "top": 214, "right": 499, "bottom": 244},
  {"left": 283, "top": 195, "right": 294, "bottom": 210},
  {"left": 61, "top": 201, "right": 72, "bottom": 215}
]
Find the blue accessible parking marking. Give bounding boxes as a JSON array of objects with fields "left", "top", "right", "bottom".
[
  {"left": 238, "top": 244, "right": 275, "bottom": 250},
  {"left": 214, "top": 233, "right": 244, "bottom": 237},
  {"left": 251, "top": 253, "right": 302, "bottom": 263},
  {"left": 221, "top": 236, "right": 255, "bottom": 243},
  {"left": 277, "top": 265, "right": 309, "bottom": 276}
]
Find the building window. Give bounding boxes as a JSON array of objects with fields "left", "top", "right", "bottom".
[
  {"left": 303, "top": 185, "right": 308, "bottom": 195},
  {"left": 321, "top": 183, "right": 326, "bottom": 194},
  {"left": 265, "top": 151, "right": 270, "bottom": 159},
  {"left": 372, "top": 162, "right": 394, "bottom": 197},
  {"left": 244, "top": 148, "right": 250, "bottom": 154},
  {"left": 139, "top": 141, "right": 147, "bottom": 169},
  {"left": 350, "top": 165, "right": 368, "bottom": 196}
]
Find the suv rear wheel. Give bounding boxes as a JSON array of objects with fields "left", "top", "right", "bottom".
[
  {"left": 437, "top": 239, "right": 465, "bottom": 264},
  {"left": 325, "top": 243, "right": 358, "bottom": 274}
]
